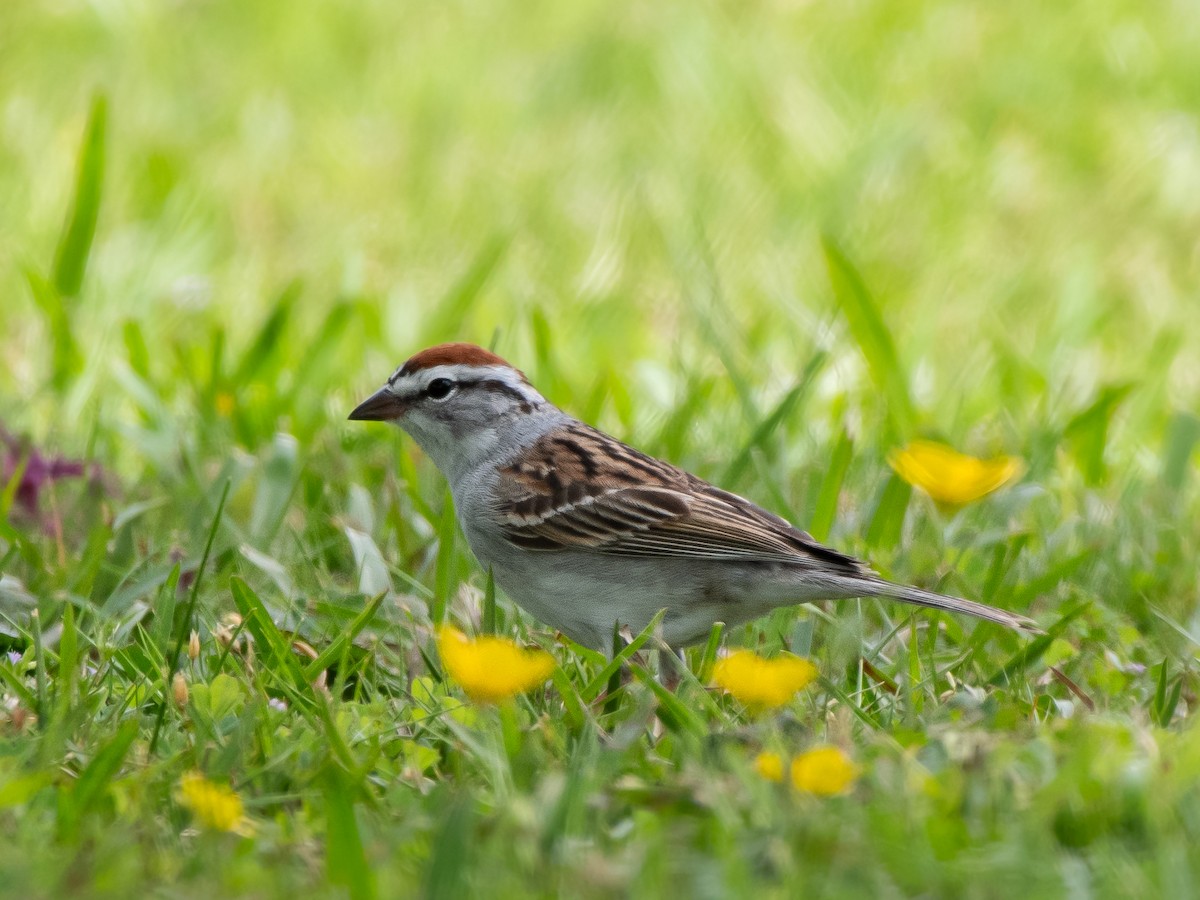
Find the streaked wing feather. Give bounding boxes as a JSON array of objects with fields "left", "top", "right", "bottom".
[{"left": 493, "top": 425, "right": 865, "bottom": 573}]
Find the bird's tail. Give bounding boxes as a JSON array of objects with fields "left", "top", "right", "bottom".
[{"left": 854, "top": 578, "right": 1042, "bottom": 633}]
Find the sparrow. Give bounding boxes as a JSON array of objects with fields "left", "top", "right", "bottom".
[{"left": 350, "top": 343, "right": 1037, "bottom": 649}]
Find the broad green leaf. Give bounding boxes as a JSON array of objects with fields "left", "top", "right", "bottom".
[{"left": 192, "top": 673, "right": 247, "bottom": 720}]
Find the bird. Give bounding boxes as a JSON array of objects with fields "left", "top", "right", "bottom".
[{"left": 349, "top": 342, "right": 1038, "bottom": 649}]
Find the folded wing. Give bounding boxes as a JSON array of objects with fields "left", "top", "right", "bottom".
[{"left": 492, "top": 424, "right": 867, "bottom": 575}]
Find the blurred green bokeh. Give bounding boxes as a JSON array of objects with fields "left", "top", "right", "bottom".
[{"left": 4, "top": 0, "right": 1198, "bottom": 454}]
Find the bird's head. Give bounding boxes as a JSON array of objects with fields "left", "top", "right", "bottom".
[{"left": 350, "top": 342, "right": 549, "bottom": 479}]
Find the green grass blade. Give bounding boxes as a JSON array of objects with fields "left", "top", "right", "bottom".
[
  {"left": 694, "top": 622, "right": 725, "bottom": 684},
  {"left": 249, "top": 433, "right": 300, "bottom": 547},
  {"left": 864, "top": 472, "right": 912, "bottom": 553},
  {"left": 822, "top": 235, "right": 916, "bottom": 438},
  {"left": 810, "top": 427, "right": 854, "bottom": 541},
  {"left": 24, "top": 267, "right": 81, "bottom": 390},
  {"left": 987, "top": 602, "right": 1089, "bottom": 686},
  {"left": 1064, "top": 384, "right": 1132, "bottom": 486},
  {"left": 1161, "top": 411, "right": 1200, "bottom": 493},
  {"left": 604, "top": 619, "right": 624, "bottom": 717},
  {"left": 582, "top": 609, "right": 668, "bottom": 703},
  {"left": 431, "top": 488, "right": 457, "bottom": 626},
  {"left": 51, "top": 603, "right": 79, "bottom": 722},
  {"left": 148, "top": 480, "right": 229, "bottom": 753},
  {"left": 288, "top": 301, "right": 355, "bottom": 397},
  {"left": 549, "top": 665, "right": 589, "bottom": 732},
  {"left": 231, "top": 280, "right": 301, "bottom": 386},
  {"left": 630, "top": 663, "right": 706, "bottom": 738},
  {"left": 0, "top": 452, "right": 29, "bottom": 523},
  {"left": 1008, "top": 548, "right": 1093, "bottom": 609},
  {"left": 122, "top": 319, "right": 151, "bottom": 380},
  {"left": 32, "top": 609, "right": 48, "bottom": 724},
  {"left": 818, "top": 675, "right": 883, "bottom": 731},
  {"left": 323, "top": 769, "right": 377, "bottom": 900},
  {"left": 58, "top": 718, "right": 137, "bottom": 842},
  {"left": 53, "top": 94, "right": 107, "bottom": 297},
  {"left": 722, "top": 350, "right": 827, "bottom": 486},
  {"left": 0, "top": 663, "right": 36, "bottom": 710},
  {"left": 1152, "top": 660, "right": 1182, "bottom": 728},
  {"left": 304, "top": 591, "right": 387, "bottom": 681},
  {"left": 230, "top": 576, "right": 312, "bottom": 701},
  {"left": 422, "top": 234, "right": 509, "bottom": 346},
  {"left": 425, "top": 794, "right": 474, "bottom": 900}
]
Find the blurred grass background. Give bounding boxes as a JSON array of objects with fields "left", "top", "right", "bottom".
[
  {"left": 7, "top": 0, "right": 1199, "bottom": 437},
  {"left": 3, "top": 0, "right": 1200, "bottom": 895}
]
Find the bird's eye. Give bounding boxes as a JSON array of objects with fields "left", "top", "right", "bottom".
[{"left": 426, "top": 378, "right": 456, "bottom": 400}]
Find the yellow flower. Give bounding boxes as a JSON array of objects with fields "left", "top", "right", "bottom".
[
  {"left": 753, "top": 751, "right": 785, "bottom": 782},
  {"left": 436, "top": 627, "right": 556, "bottom": 704},
  {"left": 790, "top": 746, "right": 859, "bottom": 796},
  {"left": 712, "top": 650, "right": 818, "bottom": 709},
  {"left": 888, "top": 440, "right": 1023, "bottom": 505},
  {"left": 178, "top": 772, "right": 248, "bottom": 833}
]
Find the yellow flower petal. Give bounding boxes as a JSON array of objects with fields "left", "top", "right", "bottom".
[
  {"left": 712, "top": 650, "right": 818, "bottom": 709},
  {"left": 888, "top": 440, "right": 1023, "bottom": 505},
  {"left": 753, "top": 751, "right": 785, "bottom": 782},
  {"left": 437, "top": 627, "right": 555, "bottom": 704},
  {"left": 178, "top": 772, "right": 247, "bottom": 832},
  {"left": 790, "top": 746, "right": 859, "bottom": 796}
]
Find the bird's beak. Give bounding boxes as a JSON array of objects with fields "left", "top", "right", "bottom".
[{"left": 348, "top": 387, "right": 406, "bottom": 421}]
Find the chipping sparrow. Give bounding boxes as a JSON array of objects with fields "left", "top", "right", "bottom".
[{"left": 350, "top": 343, "right": 1037, "bottom": 649}]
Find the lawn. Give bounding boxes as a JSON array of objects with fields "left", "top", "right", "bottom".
[{"left": 2, "top": 0, "right": 1200, "bottom": 896}]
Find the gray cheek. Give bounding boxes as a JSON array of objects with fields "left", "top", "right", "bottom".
[
  {"left": 441, "top": 405, "right": 476, "bottom": 440},
  {"left": 443, "top": 395, "right": 503, "bottom": 438}
]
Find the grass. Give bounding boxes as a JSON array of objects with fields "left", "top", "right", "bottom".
[{"left": 2, "top": 0, "right": 1200, "bottom": 895}]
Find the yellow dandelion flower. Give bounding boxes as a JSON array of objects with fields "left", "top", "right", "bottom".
[
  {"left": 790, "top": 746, "right": 859, "bottom": 796},
  {"left": 178, "top": 772, "right": 248, "bottom": 833},
  {"left": 712, "top": 650, "right": 818, "bottom": 709},
  {"left": 436, "top": 627, "right": 556, "bottom": 704},
  {"left": 753, "top": 751, "right": 785, "bottom": 782},
  {"left": 888, "top": 440, "right": 1023, "bottom": 506}
]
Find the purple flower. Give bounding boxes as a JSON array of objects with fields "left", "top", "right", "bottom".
[{"left": 1, "top": 427, "right": 87, "bottom": 513}]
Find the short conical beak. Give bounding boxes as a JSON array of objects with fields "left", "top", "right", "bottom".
[{"left": 348, "top": 387, "right": 406, "bottom": 421}]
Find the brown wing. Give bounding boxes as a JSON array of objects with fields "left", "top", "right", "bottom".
[{"left": 492, "top": 424, "right": 867, "bottom": 574}]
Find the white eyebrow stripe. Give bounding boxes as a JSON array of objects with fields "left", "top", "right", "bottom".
[
  {"left": 389, "top": 363, "right": 546, "bottom": 403},
  {"left": 424, "top": 364, "right": 524, "bottom": 384}
]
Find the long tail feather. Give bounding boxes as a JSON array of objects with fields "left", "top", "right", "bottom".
[{"left": 856, "top": 579, "right": 1042, "bottom": 633}]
